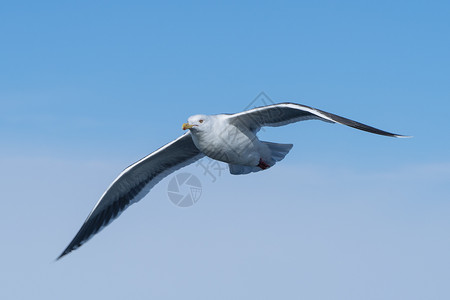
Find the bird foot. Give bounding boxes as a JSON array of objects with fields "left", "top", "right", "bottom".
[{"left": 257, "top": 158, "right": 270, "bottom": 170}]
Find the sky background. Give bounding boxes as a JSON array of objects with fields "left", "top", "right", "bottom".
[{"left": 1, "top": 1, "right": 449, "bottom": 299}]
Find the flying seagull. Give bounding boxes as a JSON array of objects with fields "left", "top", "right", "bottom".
[{"left": 58, "top": 102, "right": 407, "bottom": 259}]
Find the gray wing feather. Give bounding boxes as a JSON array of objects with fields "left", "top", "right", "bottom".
[
  {"left": 58, "top": 132, "right": 203, "bottom": 259},
  {"left": 227, "top": 102, "right": 406, "bottom": 137}
]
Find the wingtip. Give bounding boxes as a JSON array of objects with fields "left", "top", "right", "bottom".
[
  {"left": 55, "top": 252, "right": 66, "bottom": 261},
  {"left": 56, "top": 248, "right": 72, "bottom": 261},
  {"left": 394, "top": 134, "right": 413, "bottom": 138}
]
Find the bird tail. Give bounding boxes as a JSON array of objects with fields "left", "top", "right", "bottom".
[
  {"left": 262, "top": 141, "right": 293, "bottom": 162},
  {"left": 228, "top": 142, "right": 293, "bottom": 175},
  {"left": 228, "top": 164, "right": 262, "bottom": 175}
]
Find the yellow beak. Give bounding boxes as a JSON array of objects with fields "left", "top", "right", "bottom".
[{"left": 182, "top": 123, "right": 194, "bottom": 130}]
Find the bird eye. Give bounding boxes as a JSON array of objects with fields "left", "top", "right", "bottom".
[{"left": 199, "top": 119, "right": 204, "bottom": 123}]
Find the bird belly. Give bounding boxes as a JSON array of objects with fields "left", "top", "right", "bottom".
[{"left": 196, "top": 127, "right": 261, "bottom": 166}]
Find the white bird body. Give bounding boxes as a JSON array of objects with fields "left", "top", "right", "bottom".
[
  {"left": 188, "top": 115, "right": 267, "bottom": 166},
  {"left": 58, "top": 102, "right": 409, "bottom": 259}
]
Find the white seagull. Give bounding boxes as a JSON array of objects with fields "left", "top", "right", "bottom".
[{"left": 58, "top": 102, "right": 407, "bottom": 259}]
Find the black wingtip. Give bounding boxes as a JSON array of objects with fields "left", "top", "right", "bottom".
[
  {"left": 315, "top": 108, "right": 410, "bottom": 138},
  {"left": 56, "top": 248, "right": 71, "bottom": 261}
]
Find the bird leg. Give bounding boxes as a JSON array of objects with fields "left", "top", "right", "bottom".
[{"left": 257, "top": 158, "right": 270, "bottom": 170}]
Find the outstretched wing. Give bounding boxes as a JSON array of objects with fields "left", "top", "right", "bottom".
[
  {"left": 58, "top": 132, "right": 203, "bottom": 259},
  {"left": 226, "top": 102, "right": 407, "bottom": 137}
]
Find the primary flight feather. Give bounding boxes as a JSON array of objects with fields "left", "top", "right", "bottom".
[{"left": 58, "top": 102, "right": 408, "bottom": 259}]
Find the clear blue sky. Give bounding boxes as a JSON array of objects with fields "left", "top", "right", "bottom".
[{"left": 1, "top": 1, "right": 449, "bottom": 299}]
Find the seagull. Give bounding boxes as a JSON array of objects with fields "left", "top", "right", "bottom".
[{"left": 57, "top": 102, "right": 407, "bottom": 259}]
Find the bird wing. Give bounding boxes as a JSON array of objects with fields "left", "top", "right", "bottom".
[
  {"left": 226, "top": 102, "right": 407, "bottom": 137},
  {"left": 58, "top": 132, "right": 204, "bottom": 259}
]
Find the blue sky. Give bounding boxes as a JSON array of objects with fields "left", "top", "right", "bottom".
[{"left": 1, "top": 1, "right": 449, "bottom": 299}]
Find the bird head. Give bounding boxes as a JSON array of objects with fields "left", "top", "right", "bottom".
[{"left": 182, "top": 114, "right": 210, "bottom": 131}]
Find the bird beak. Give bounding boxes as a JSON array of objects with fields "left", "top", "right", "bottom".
[{"left": 182, "top": 123, "right": 194, "bottom": 130}]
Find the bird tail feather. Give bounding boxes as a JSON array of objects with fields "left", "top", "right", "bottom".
[
  {"left": 228, "top": 142, "right": 293, "bottom": 175},
  {"left": 263, "top": 141, "right": 293, "bottom": 162}
]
